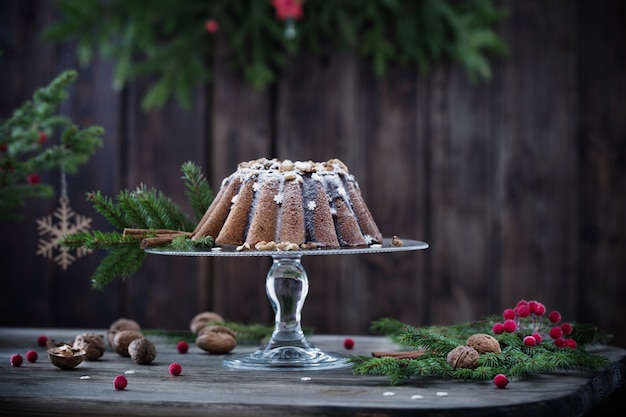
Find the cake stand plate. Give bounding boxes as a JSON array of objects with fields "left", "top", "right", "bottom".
[{"left": 146, "top": 238, "right": 428, "bottom": 371}]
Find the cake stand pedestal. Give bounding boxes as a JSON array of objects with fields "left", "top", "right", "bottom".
[{"left": 146, "top": 238, "right": 428, "bottom": 371}]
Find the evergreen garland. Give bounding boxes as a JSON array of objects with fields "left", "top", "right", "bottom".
[
  {"left": 350, "top": 317, "right": 612, "bottom": 385},
  {"left": 61, "top": 162, "right": 215, "bottom": 289},
  {"left": 0, "top": 70, "right": 103, "bottom": 219},
  {"left": 42, "top": 0, "right": 508, "bottom": 110}
]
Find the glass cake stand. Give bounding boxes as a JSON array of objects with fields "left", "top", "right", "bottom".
[{"left": 146, "top": 237, "right": 428, "bottom": 371}]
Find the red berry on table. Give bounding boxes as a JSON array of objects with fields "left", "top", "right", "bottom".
[
  {"left": 176, "top": 340, "right": 189, "bottom": 354},
  {"left": 25, "top": 350, "right": 38, "bottom": 363},
  {"left": 169, "top": 362, "right": 182, "bottom": 376},
  {"left": 10, "top": 354, "right": 23, "bottom": 367},
  {"left": 113, "top": 375, "right": 127, "bottom": 390},
  {"left": 343, "top": 338, "right": 354, "bottom": 350},
  {"left": 37, "top": 335, "right": 48, "bottom": 346},
  {"left": 493, "top": 374, "right": 509, "bottom": 388}
]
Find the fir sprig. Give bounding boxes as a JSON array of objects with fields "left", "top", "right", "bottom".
[
  {"left": 350, "top": 318, "right": 611, "bottom": 385},
  {"left": 60, "top": 161, "right": 214, "bottom": 288},
  {"left": 181, "top": 161, "right": 213, "bottom": 221},
  {"left": 0, "top": 69, "right": 103, "bottom": 219},
  {"left": 42, "top": 0, "right": 508, "bottom": 110}
]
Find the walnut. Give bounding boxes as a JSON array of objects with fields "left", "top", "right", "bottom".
[
  {"left": 446, "top": 345, "right": 479, "bottom": 369},
  {"left": 73, "top": 333, "right": 106, "bottom": 361},
  {"left": 196, "top": 325, "right": 237, "bottom": 354},
  {"left": 47, "top": 345, "right": 86, "bottom": 369},
  {"left": 128, "top": 338, "right": 157, "bottom": 364},
  {"left": 107, "top": 318, "right": 142, "bottom": 348},
  {"left": 466, "top": 333, "right": 502, "bottom": 354},
  {"left": 113, "top": 330, "right": 144, "bottom": 357},
  {"left": 189, "top": 311, "right": 225, "bottom": 333}
]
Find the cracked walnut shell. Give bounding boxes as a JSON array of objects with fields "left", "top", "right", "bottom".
[
  {"left": 196, "top": 325, "right": 237, "bottom": 354},
  {"left": 446, "top": 345, "right": 479, "bottom": 369},
  {"left": 466, "top": 333, "right": 502, "bottom": 354}
]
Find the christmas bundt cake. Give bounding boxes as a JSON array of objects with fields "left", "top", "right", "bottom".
[{"left": 191, "top": 158, "right": 383, "bottom": 249}]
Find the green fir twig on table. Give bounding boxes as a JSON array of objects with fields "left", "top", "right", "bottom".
[
  {"left": 60, "top": 161, "right": 215, "bottom": 289},
  {"left": 350, "top": 318, "right": 611, "bottom": 385}
]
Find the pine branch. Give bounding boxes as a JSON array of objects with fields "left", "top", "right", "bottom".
[
  {"left": 181, "top": 161, "right": 213, "bottom": 221},
  {"left": 85, "top": 191, "right": 127, "bottom": 230},
  {"left": 89, "top": 246, "right": 146, "bottom": 290}
]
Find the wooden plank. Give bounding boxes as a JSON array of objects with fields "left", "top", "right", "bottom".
[
  {"left": 497, "top": 0, "right": 579, "bottom": 316},
  {"left": 576, "top": 0, "right": 626, "bottom": 348},
  {"left": 1, "top": 327, "right": 625, "bottom": 417}
]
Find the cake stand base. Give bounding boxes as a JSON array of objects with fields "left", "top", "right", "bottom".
[{"left": 223, "top": 254, "right": 349, "bottom": 371}]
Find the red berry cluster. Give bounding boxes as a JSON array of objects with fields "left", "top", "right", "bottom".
[{"left": 492, "top": 299, "right": 577, "bottom": 348}]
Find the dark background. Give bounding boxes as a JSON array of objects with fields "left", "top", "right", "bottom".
[{"left": 0, "top": 0, "right": 624, "bottom": 361}]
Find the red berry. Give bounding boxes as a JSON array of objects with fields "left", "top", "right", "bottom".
[
  {"left": 205, "top": 19, "right": 219, "bottom": 33},
  {"left": 548, "top": 311, "right": 561, "bottom": 323},
  {"left": 527, "top": 300, "right": 539, "bottom": 313},
  {"left": 560, "top": 322, "right": 573, "bottom": 335},
  {"left": 493, "top": 373, "right": 509, "bottom": 388},
  {"left": 492, "top": 322, "right": 505, "bottom": 334},
  {"left": 27, "top": 173, "right": 41, "bottom": 184},
  {"left": 516, "top": 304, "right": 530, "bottom": 318},
  {"left": 176, "top": 341, "right": 189, "bottom": 354},
  {"left": 37, "top": 335, "right": 48, "bottom": 346},
  {"left": 169, "top": 362, "right": 182, "bottom": 376},
  {"left": 10, "top": 354, "right": 23, "bottom": 367},
  {"left": 38, "top": 131, "right": 47, "bottom": 143},
  {"left": 564, "top": 339, "right": 577, "bottom": 349},
  {"left": 343, "top": 338, "right": 354, "bottom": 350},
  {"left": 113, "top": 375, "right": 127, "bottom": 390},
  {"left": 25, "top": 350, "right": 38, "bottom": 363},
  {"left": 523, "top": 336, "right": 536, "bottom": 347},
  {"left": 531, "top": 332, "right": 543, "bottom": 343},
  {"left": 503, "top": 319, "right": 517, "bottom": 333},
  {"left": 534, "top": 303, "right": 546, "bottom": 316},
  {"left": 549, "top": 326, "right": 563, "bottom": 340},
  {"left": 503, "top": 308, "right": 516, "bottom": 320},
  {"left": 554, "top": 338, "right": 566, "bottom": 347}
]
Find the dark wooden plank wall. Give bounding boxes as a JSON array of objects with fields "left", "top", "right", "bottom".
[{"left": 0, "top": 0, "right": 624, "bottom": 348}]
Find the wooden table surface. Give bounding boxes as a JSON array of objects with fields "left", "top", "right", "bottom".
[{"left": 1, "top": 327, "right": 624, "bottom": 417}]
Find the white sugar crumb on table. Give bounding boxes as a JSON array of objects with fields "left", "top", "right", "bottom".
[
  {"left": 300, "top": 377, "right": 311, "bottom": 381},
  {"left": 436, "top": 391, "right": 448, "bottom": 397},
  {"left": 411, "top": 394, "right": 423, "bottom": 400},
  {"left": 124, "top": 370, "right": 136, "bottom": 374},
  {"left": 79, "top": 375, "right": 91, "bottom": 380},
  {"left": 383, "top": 392, "right": 395, "bottom": 396}
]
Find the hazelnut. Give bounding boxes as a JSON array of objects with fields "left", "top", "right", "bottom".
[
  {"left": 113, "top": 330, "right": 144, "bottom": 357},
  {"left": 446, "top": 345, "right": 479, "bottom": 369},
  {"left": 466, "top": 333, "right": 501, "bottom": 354},
  {"left": 196, "top": 325, "right": 237, "bottom": 354},
  {"left": 73, "top": 333, "right": 106, "bottom": 361},
  {"left": 107, "top": 318, "right": 142, "bottom": 348},
  {"left": 47, "top": 344, "right": 86, "bottom": 370},
  {"left": 128, "top": 338, "right": 157, "bottom": 364},
  {"left": 189, "top": 311, "right": 224, "bottom": 333}
]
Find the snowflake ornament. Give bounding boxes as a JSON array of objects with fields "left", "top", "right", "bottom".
[{"left": 36, "top": 197, "right": 92, "bottom": 270}]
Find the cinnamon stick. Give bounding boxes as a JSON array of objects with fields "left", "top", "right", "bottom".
[
  {"left": 140, "top": 236, "right": 178, "bottom": 249},
  {"left": 371, "top": 350, "right": 427, "bottom": 359}
]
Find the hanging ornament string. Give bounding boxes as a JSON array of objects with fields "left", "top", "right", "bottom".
[{"left": 36, "top": 157, "right": 93, "bottom": 270}]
